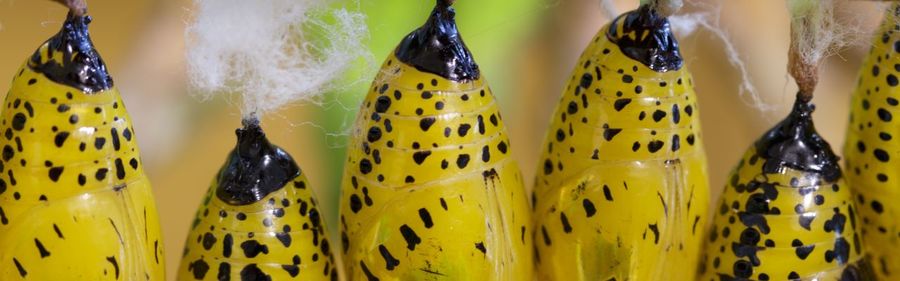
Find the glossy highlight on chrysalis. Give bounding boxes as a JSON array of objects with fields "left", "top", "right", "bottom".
[
  {"left": 395, "top": 0, "right": 479, "bottom": 81},
  {"left": 607, "top": 5, "right": 683, "bottom": 72},
  {"left": 29, "top": 13, "right": 113, "bottom": 93}
]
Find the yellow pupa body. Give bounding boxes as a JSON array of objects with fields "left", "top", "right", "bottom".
[
  {"left": 699, "top": 97, "right": 875, "bottom": 280},
  {"left": 844, "top": 4, "right": 900, "bottom": 279},
  {"left": 338, "top": 2, "right": 533, "bottom": 280},
  {"left": 0, "top": 14, "right": 165, "bottom": 280},
  {"left": 532, "top": 5, "right": 709, "bottom": 281},
  {"left": 178, "top": 123, "right": 336, "bottom": 280}
]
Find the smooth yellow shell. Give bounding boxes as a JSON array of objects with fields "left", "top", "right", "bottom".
[
  {"left": 338, "top": 55, "right": 533, "bottom": 280},
  {"left": 0, "top": 61, "right": 165, "bottom": 278},
  {"left": 178, "top": 171, "right": 336, "bottom": 280},
  {"left": 532, "top": 20, "right": 710, "bottom": 281},
  {"left": 844, "top": 4, "right": 900, "bottom": 279}
]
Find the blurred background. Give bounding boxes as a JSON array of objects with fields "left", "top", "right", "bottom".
[{"left": 0, "top": 0, "right": 888, "bottom": 279}]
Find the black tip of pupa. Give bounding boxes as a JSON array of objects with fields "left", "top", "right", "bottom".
[
  {"left": 215, "top": 121, "right": 300, "bottom": 206},
  {"left": 28, "top": 12, "right": 113, "bottom": 93},
  {"left": 607, "top": 4, "right": 683, "bottom": 72},
  {"left": 395, "top": 0, "right": 479, "bottom": 81},
  {"left": 754, "top": 94, "right": 841, "bottom": 182}
]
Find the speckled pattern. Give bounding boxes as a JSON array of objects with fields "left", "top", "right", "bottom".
[
  {"left": 844, "top": 4, "right": 900, "bottom": 280},
  {"left": 338, "top": 55, "right": 533, "bottom": 280},
  {"left": 532, "top": 10, "right": 709, "bottom": 281}
]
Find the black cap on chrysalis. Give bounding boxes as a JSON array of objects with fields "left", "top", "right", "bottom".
[
  {"left": 29, "top": 12, "right": 113, "bottom": 93},
  {"left": 607, "top": 4, "right": 683, "bottom": 72},
  {"left": 754, "top": 94, "right": 841, "bottom": 182},
  {"left": 395, "top": 0, "right": 480, "bottom": 81},
  {"left": 215, "top": 118, "right": 300, "bottom": 205}
]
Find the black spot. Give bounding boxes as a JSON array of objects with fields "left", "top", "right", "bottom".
[
  {"left": 872, "top": 200, "right": 884, "bottom": 214},
  {"left": 223, "top": 234, "right": 233, "bottom": 258},
  {"left": 795, "top": 244, "right": 815, "bottom": 260},
  {"left": 367, "top": 127, "right": 382, "bottom": 142},
  {"left": 671, "top": 135, "right": 680, "bottom": 152},
  {"left": 276, "top": 231, "right": 292, "bottom": 247},
  {"left": 878, "top": 108, "right": 893, "bottom": 122},
  {"left": 888, "top": 74, "right": 899, "bottom": 86},
  {"left": 497, "top": 141, "right": 508, "bottom": 154},
  {"left": 622, "top": 75, "right": 633, "bottom": 83},
  {"left": 115, "top": 158, "right": 126, "bottom": 180},
  {"left": 733, "top": 260, "right": 753, "bottom": 278},
  {"left": 580, "top": 73, "right": 593, "bottom": 88},
  {"left": 874, "top": 149, "right": 890, "bottom": 162},
  {"left": 475, "top": 242, "right": 487, "bottom": 254},
  {"left": 652, "top": 110, "right": 667, "bottom": 122},
  {"left": 457, "top": 154, "right": 471, "bottom": 169},
  {"left": 583, "top": 199, "right": 596, "bottom": 217},
  {"left": 360, "top": 261, "right": 379, "bottom": 281},
  {"left": 129, "top": 158, "right": 138, "bottom": 169},
  {"left": 482, "top": 146, "right": 491, "bottom": 162},
  {"left": 282, "top": 264, "right": 299, "bottom": 277},
  {"left": 418, "top": 208, "right": 433, "bottom": 228},
  {"left": 648, "top": 140, "right": 664, "bottom": 153},
  {"left": 603, "top": 128, "right": 622, "bottom": 141},
  {"left": 240, "top": 264, "right": 271, "bottom": 281},
  {"left": 371, "top": 247, "right": 399, "bottom": 275},
  {"left": 359, "top": 159, "right": 372, "bottom": 174},
  {"left": 375, "top": 96, "right": 391, "bottom": 113},
  {"left": 671, "top": 104, "right": 681, "bottom": 124},
  {"left": 614, "top": 99, "right": 632, "bottom": 111},
  {"left": 95, "top": 138, "right": 106, "bottom": 149},
  {"left": 11, "top": 113, "right": 26, "bottom": 131},
  {"left": 240, "top": 240, "right": 269, "bottom": 258},
  {"left": 419, "top": 118, "right": 436, "bottom": 131},
  {"left": 880, "top": 132, "right": 893, "bottom": 141},
  {"left": 413, "top": 151, "right": 431, "bottom": 165},
  {"left": 202, "top": 232, "right": 217, "bottom": 250},
  {"left": 543, "top": 159, "right": 553, "bottom": 175},
  {"left": 648, "top": 224, "right": 659, "bottom": 244},
  {"left": 54, "top": 132, "right": 69, "bottom": 147},
  {"left": 350, "top": 194, "right": 363, "bottom": 213},
  {"left": 560, "top": 212, "right": 573, "bottom": 233},
  {"left": 399, "top": 224, "right": 421, "bottom": 250},
  {"left": 567, "top": 101, "right": 579, "bottom": 114},
  {"left": 188, "top": 258, "right": 209, "bottom": 280},
  {"left": 477, "top": 115, "right": 486, "bottom": 134},
  {"left": 57, "top": 104, "right": 70, "bottom": 113},
  {"left": 48, "top": 167, "right": 63, "bottom": 182},
  {"left": 111, "top": 128, "right": 121, "bottom": 150},
  {"left": 27, "top": 79, "right": 37, "bottom": 85},
  {"left": 603, "top": 185, "right": 614, "bottom": 201},
  {"left": 458, "top": 124, "right": 471, "bottom": 137},
  {"left": 34, "top": 239, "right": 50, "bottom": 258},
  {"left": 421, "top": 91, "right": 433, "bottom": 99}
]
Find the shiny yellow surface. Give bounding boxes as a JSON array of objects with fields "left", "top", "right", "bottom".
[
  {"left": 532, "top": 22, "right": 710, "bottom": 281},
  {"left": 178, "top": 170, "right": 335, "bottom": 280},
  {"left": 0, "top": 62, "right": 165, "bottom": 278},
  {"left": 844, "top": 5, "right": 900, "bottom": 280},
  {"left": 700, "top": 146, "right": 870, "bottom": 280},
  {"left": 338, "top": 55, "right": 533, "bottom": 280}
]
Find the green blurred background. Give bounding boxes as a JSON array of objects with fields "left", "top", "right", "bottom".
[{"left": 0, "top": 0, "right": 889, "bottom": 279}]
